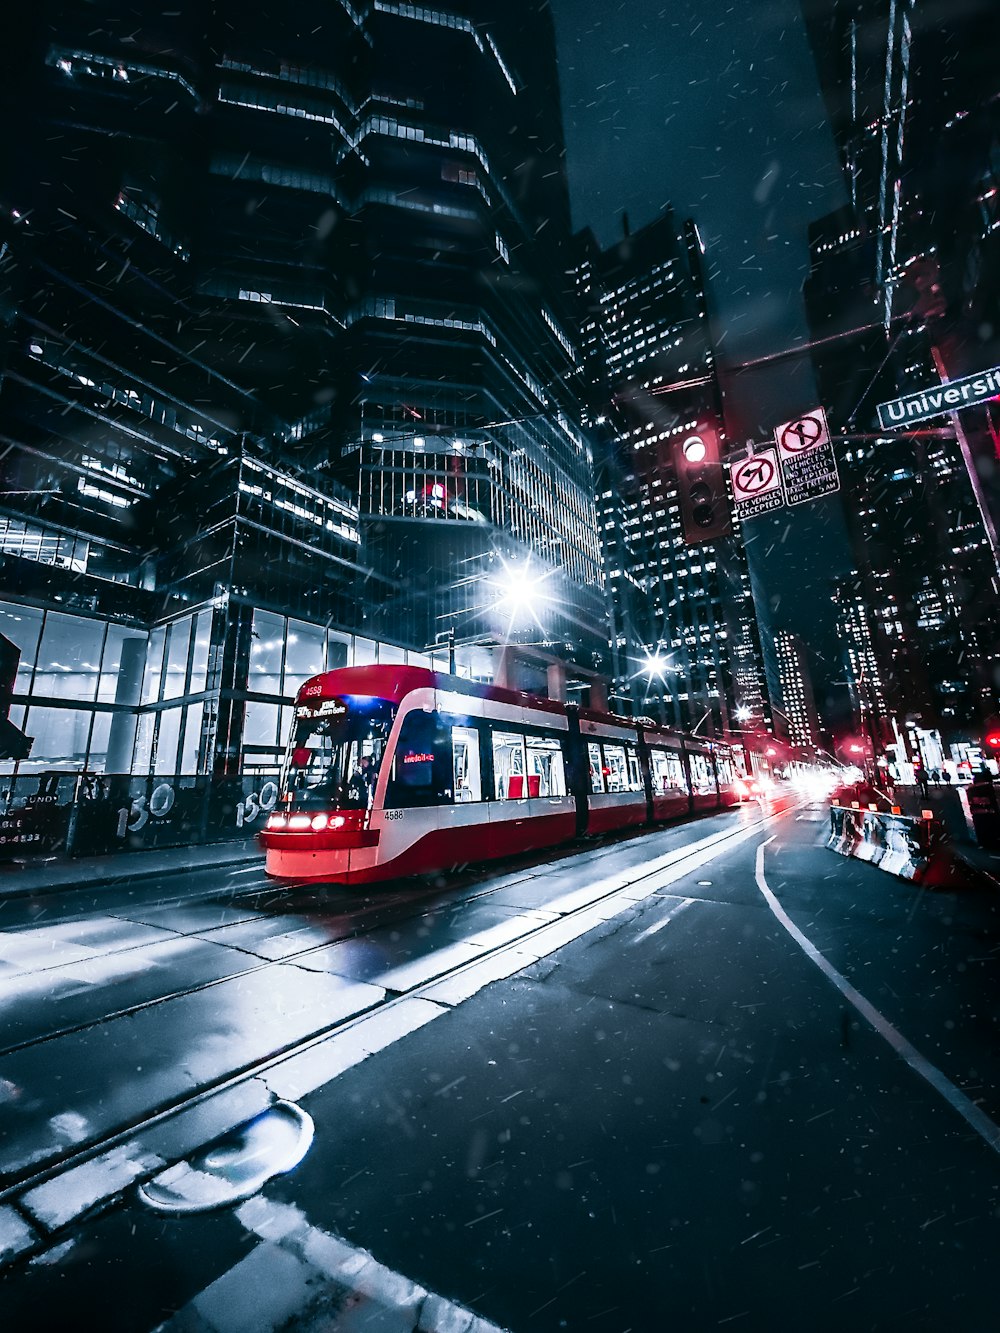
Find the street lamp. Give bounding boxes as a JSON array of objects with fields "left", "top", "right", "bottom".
[
  {"left": 640, "top": 648, "right": 671, "bottom": 681},
  {"left": 490, "top": 556, "right": 553, "bottom": 633},
  {"left": 635, "top": 648, "right": 681, "bottom": 725}
]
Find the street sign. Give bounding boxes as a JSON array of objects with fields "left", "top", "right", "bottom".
[
  {"left": 877, "top": 363, "right": 1000, "bottom": 431},
  {"left": 775, "top": 407, "right": 830, "bottom": 458},
  {"left": 774, "top": 407, "right": 840, "bottom": 507},
  {"left": 730, "top": 448, "right": 783, "bottom": 521}
]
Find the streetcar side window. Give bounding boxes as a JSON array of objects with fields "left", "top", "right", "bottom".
[
  {"left": 525, "top": 733, "right": 567, "bottom": 797},
  {"left": 603, "top": 744, "right": 629, "bottom": 792},
  {"left": 625, "top": 744, "right": 643, "bottom": 792},
  {"left": 650, "top": 747, "right": 686, "bottom": 795},
  {"left": 688, "top": 751, "right": 716, "bottom": 794},
  {"left": 492, "top": 730, "right": 527, "bottom": 799},
  {"left": 386, "top": 709, "right": 453, "bottom": 807},
  {"left": 715, "top": 752, "right": 736, "bottom": 784},
  {"left": 452, "top": 726, "right": 482, "bottom": 802},
  {"left": 587, "top": 742, "right": 605, "bottom": 794}
]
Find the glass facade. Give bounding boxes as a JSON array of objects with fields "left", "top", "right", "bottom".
[
  {"left": 0, "top": 596, "right": 437, "bottom": 780},
  {"left": 1, "top": 0, "right": 612, "bottom": 799}
]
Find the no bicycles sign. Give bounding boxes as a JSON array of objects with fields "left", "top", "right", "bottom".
[{"left": 773, "top": 406, "right": 840, "bottom": 506}]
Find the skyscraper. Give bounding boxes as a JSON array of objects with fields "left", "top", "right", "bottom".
[
  {"left": 774, "top": 629, "right": 822, "bottom": 751},
  {"left": 570, "top": 212, "right": 771, "bottom": 735},
  {"left": 800, "top": 0, "right": 1000, "bottom": 751},
  {"left": 0, "top": 1, "right": 607, "bottom": 801}
]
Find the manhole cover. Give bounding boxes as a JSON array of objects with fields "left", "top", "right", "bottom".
[{"left": 139, "top": 1101, "right": 314, "bottom": 1214}]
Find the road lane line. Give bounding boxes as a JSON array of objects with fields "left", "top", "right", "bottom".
[
  {"left": 754, "top": 841, "right": 1000, "bottom": 1155},
  {"left": 631, "top": 897, "right": 696, "bottom": 944}
]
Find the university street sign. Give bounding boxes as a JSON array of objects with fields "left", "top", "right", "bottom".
[
  {"left": 773, "top": 406, "right": 840, "bottom": 507},
  {"left": 877, "top": 363, "right": 1000, "bottom": 431}
]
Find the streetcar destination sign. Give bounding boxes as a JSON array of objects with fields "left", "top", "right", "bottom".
[{"left": 877, "top": 364, "right": 1000, "bottom": 430}]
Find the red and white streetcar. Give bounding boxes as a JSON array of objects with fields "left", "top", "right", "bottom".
[{"left": 260, "top": 665, "right": 746, "bottom": 884}]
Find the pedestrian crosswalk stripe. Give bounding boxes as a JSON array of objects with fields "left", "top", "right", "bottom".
[{"left": 153, "top": 1194, "right": 508, "bottom": 1332}]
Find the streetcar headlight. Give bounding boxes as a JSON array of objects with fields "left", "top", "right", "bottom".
[
  {"left": 329, "top": 815, "right": 345, "bottom": 829},
  {"left": 288, "top": 814, "right": 311, "bottom": 830},
  {"left": 310, "top": 814, "right": 327, "bottom": 831},
  {"left": 266, "top": 814, "right": 287, "bottom": 829}
]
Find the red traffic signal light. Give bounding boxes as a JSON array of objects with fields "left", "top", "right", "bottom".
[
  {"left": 673, "top": 422, "right": 731, "bottom": 545},
  {"left": 984, "top": 730, "right": 1000, "bottom": 752}
]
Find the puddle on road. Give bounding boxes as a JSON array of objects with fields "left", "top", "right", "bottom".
[{"left": 138, "top": 1101, "right": 314, "bottom": 1215}]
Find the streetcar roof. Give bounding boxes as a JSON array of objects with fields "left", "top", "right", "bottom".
[
  {"left": 295, "top": 665, "right": 568, "bottom": 717},
  {"left": 295, "top": 666, "right": 742, "bottom": 753}
]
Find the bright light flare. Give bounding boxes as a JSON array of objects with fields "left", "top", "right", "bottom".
[
  {"left": 491, "top": 557, "right": 552, "bottom": 629},
  {"left": 734, "top": 704, "right": 752, "bottom": 723},
  {"left": 788, "top": 771, "right": 839, "bottom": 801},
  {"left": 641, "top": 649, "right": 669, "bottom": 681}
]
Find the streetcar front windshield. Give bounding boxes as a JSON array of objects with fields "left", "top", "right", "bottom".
[{"left": 279, "top": 696, "right": 396, "bottom": 810}]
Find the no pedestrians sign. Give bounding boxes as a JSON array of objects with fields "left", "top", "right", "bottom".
[
  {"left": 730, "top": 448, "right": 783, "bottom": 521},
  {"left": 774, "top": 407, "right": 840, "bottom": 506}
]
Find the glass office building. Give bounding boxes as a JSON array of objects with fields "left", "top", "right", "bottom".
[{"left": 1, "top": 1, "right": 608, "bottom": 800}]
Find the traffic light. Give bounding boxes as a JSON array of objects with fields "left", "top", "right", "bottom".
[
  {"left": 0, "top": 633, "right": 32, "bottom": 762},
  {"left": 673, "top": 420, "right": 732, "bottom": 545}
]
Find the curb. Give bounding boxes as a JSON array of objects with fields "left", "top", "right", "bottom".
[{"left": 0, "top": 847, "right": 262, "bottom": 902}]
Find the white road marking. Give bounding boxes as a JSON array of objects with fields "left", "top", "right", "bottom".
[
  {"left": 631, "top": 897, "right": 696, "bottom": 944},
  {"left": 754, "top": 841, "right": 1000, "bottom": 1155},
  {"left": 153, "top": 1195, "right": 508, "bottom": 1332}
]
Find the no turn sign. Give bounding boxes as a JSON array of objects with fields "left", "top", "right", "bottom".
[
  {"left": 730, "top": 447, "right": 783, "bottom": 521},
  {"left": 732, "top": 452, "right": 778, "bottom": 496},
  {"left": 775, "top": 407, "right": 830, "bottom": 458},
  {"left": 774, "top": 405, "right": 840, "bottom": 506}
]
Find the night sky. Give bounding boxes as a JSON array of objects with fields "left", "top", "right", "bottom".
[{"left": 551, "top": 0, "right": 858, "bottom": 703}]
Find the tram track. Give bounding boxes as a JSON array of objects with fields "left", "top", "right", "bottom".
[
  {"left": 0, "top": 800, "right": 797, "bottom": 1255},
  {"left": 0, "top": 809, "right": 751, "bottom": 1060},
  {"left": 0, "top": 899, "right": 413, "bottom": 1062}
]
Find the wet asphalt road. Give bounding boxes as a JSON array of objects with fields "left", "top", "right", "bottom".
[{"left": 2, "top": 800, "right": 1000, "bottom": 1330}]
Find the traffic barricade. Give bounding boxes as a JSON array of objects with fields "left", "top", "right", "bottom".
[
  {"left": 854, "top": 810, "right": 889, "bottom": 867},
  {"left": 828, "top": 803, "right": 863, "bottom": 857},
  {"left": 828, "top": 802, "right": 963, "bottom": 885}
]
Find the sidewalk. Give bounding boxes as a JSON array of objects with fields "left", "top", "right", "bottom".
[{"left": 0, "top": 839, "right": 263, "bottom": 901}]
